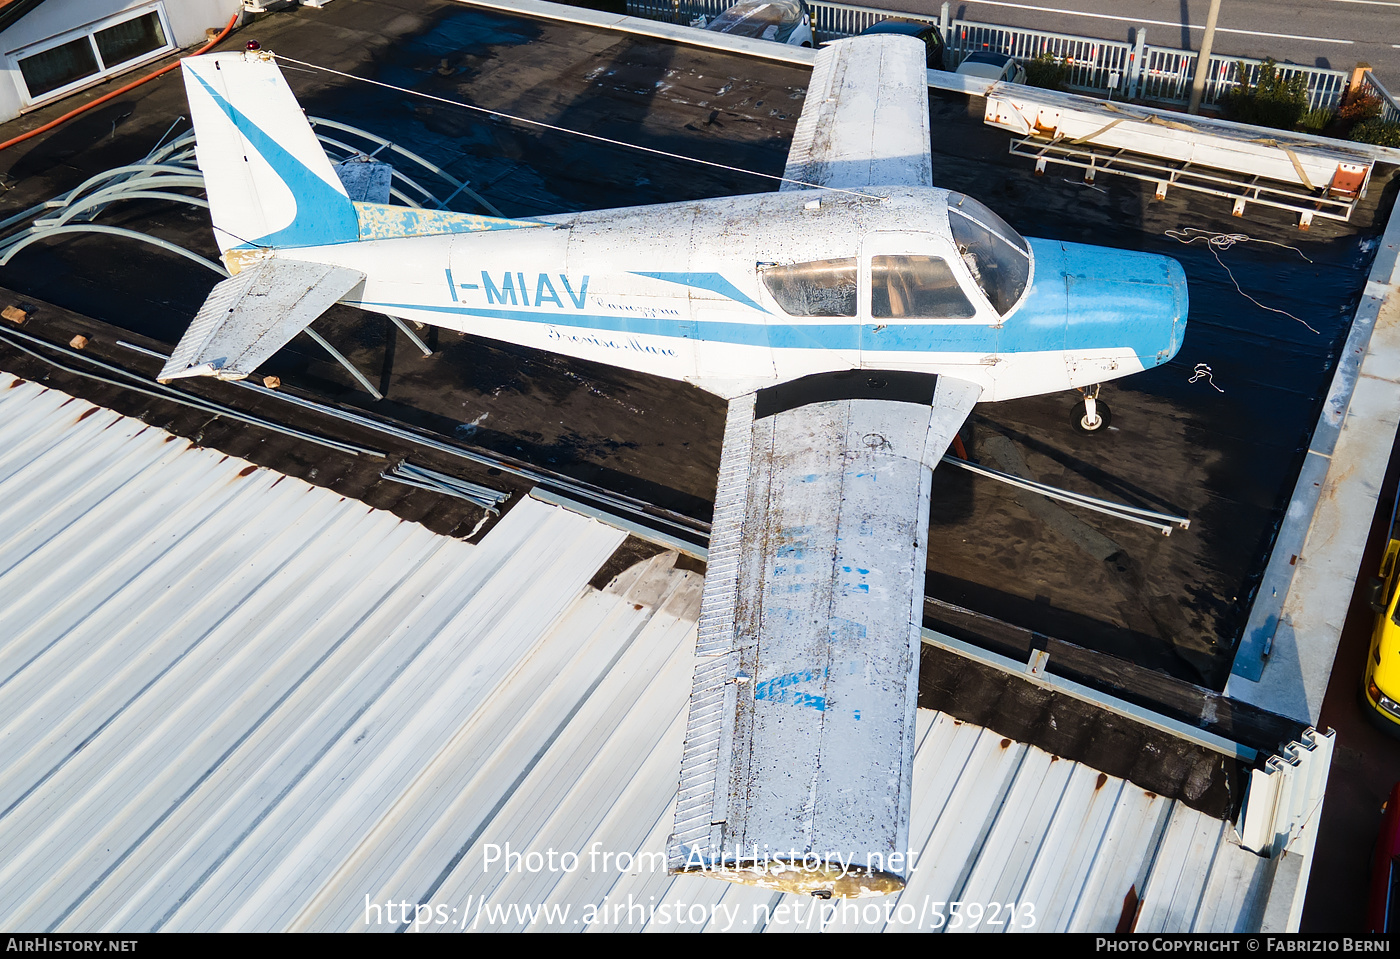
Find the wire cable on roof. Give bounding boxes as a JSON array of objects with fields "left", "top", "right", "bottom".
[
  {"left": 1165, "top": 227, "right": 1319, "bottom": 334},
  {"left": 1189, "top": 362, "right": 1225, "bottom": 392},
  {"left": 274, "top": 55, "right": 886, "bottom": 201}
]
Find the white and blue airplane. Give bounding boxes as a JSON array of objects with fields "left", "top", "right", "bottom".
[{"left": 164, "top": 36, "right": 1186, "bottom": 898}]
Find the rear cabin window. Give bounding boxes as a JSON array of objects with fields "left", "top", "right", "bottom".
[
  {"left": 871, "top": 255, "right": 976, "bottom": 319},
  {"left": 761, "top": 258, "right": 857, "bottom": 316},
  {"left": 946, "top": 193, "right": 1031, "bottom": 316}
]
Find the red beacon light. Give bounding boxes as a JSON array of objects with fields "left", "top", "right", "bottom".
[{"left": 245, "top": 40, "right": 261, "bottom": 51}]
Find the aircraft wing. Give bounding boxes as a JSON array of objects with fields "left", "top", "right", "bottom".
[
  {"left": 669, "top": 373, "right": 981, "bottom": 896},
  {"left": 781, "top": 34, "right": 933, "bottom": 192},
  {"left": 159, "top": 259, "right": 365, "bottom": 381}
]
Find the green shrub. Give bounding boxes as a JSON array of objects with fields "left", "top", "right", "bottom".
[
  {"left": 1339, "top": 93, "right": 1382, "bottom": 124},
  {"left": 1024, "top": 53, "right": 1067, "bottom": 91},
  {"left": 1223, "top": 58, "right": 1308, "bottom": 131},
  {"left": 1295, "top": 107, "right": 1335, "bottom": 135},
  {"left": 1349, "top": 119, "right": 1400, "bottom": 147}
]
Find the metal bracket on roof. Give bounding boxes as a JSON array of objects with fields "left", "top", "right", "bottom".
[
  {"left": 1025, "top": 648, "right": 1050, "bottom": 678},
  {"left": 1008, "top": 135, "right": 1357, "bottom": 228}
]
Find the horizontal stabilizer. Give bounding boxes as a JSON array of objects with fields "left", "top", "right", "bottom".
[
  {"left": 159, "top": 259, "right": 365, "bottom": 381},
  {"left": 670, "top": 374, "right": 980, "bottom": 897}
]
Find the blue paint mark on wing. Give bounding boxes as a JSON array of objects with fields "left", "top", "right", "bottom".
[
  {"left": 754, "top": 668, "right": 828, "bottom": 711},
  {"left": 829, "top": 617, "right": 867, "bottom": 643}
]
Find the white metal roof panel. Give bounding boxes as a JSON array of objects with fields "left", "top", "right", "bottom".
[{"left": 0, "top": 372, "right": 1288, "bottom": 932}]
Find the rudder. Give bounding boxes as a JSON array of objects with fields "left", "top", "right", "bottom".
[{"left": 181, "top": 51, "right": 358, "bottom": 254}]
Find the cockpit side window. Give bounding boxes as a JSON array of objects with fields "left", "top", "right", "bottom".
[
  {"left": 947, "top": 193, "right": 1031, "bottom": 316},
  {"left": 871, "top": 255, "right": 976, "bottom": 319},
  {"left": 761, "top": 258, "right": 857, "bottom": 316}
]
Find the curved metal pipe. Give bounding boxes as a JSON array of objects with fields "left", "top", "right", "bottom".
[
  {"left": 37, "top": 190, "right": 210, "bottom": 229},
  {"left": 309, "top": 117, "right": 504, "bottom": 216},
  {"left": 0, "top": 224, "right": 227, "bottom": 276},
  {"left": 62, "top": 164, "right": 204, "bottom": 204}
]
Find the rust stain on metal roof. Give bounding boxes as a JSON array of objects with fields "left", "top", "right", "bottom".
[
  {"left": 76, "top": 407, "right": 99, "bottom": 422},
  {"left": 237, "top": 465, "right": 257, "bottom": 478},
  {"left": 1116, "top": 885, "right": 1141, "bottom": 934}
]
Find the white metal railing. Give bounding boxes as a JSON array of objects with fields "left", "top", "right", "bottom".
[
  {"left": 947, "top": 20, "right": 1141, "bottom": 96},
  {"left": 1359, "top": 70, "right": 1400, "bottom": 124},
  {"left": 1138, "top": 47, "right": 1350, "bottom": 113},
  {"left": 624, "top": 0, "right": 1399, "bottom": 118}
]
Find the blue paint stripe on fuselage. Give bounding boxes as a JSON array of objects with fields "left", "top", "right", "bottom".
[
  {"left": 630, "top": 272, "right": 770, "bottom": 314},
  {"left": 353, "top": 239, "right": 1185, "bottom": 359},
  {"left": 360, "top": 300, "right": 992, "bottom": 352}
]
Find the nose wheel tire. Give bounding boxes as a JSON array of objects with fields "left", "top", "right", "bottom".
[{"left": 1074, "top": 400, "right": 1112, "bottom": 433}]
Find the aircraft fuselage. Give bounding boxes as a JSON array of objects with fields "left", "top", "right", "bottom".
[{"left": 277, "top": 185, "right": 1186, "bottom": 400}]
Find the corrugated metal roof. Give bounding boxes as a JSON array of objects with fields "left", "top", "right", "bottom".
[{"left": 0, "top": 372, "right": 1281, "bottom": 932}]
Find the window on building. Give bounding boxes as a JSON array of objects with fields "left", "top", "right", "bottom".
[
  {"left": 16, "top": 37, "right": 99, "bottom": 98},
  {"left": 12, "top": 7, "right": 173, "bottom": 106},
  {"left": 95, "top": 12, "right": 168, "bottom": 68}
]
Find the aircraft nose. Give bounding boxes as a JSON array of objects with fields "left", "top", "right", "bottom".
[{"left": 1159, "top": 258, "right": 1189, "bottom": 368}]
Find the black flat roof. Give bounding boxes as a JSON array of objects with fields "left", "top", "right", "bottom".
[{"left": 0, "top": 0, "right": 1392, "bottom": 733}]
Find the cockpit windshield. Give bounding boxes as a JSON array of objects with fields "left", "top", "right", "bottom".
[{"left": 946, "top": 192, "right": 1030, "bottom": 316}]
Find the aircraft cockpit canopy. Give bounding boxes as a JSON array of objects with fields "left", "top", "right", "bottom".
[{"left": 945, "top": 192, "right": 1031, "bottom": 316}]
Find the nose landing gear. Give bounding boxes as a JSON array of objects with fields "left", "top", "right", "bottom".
[{"left": 1074, "top": 384, "right": 1112, "bottom": 434}]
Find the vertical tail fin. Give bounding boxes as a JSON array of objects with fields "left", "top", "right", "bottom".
[{"left": 181, "top": 52, "right": 358, "bottom": 254}]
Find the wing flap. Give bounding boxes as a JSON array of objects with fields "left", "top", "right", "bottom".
[
  {"left": 782, "top": 35, "right": 934, "bottom": 192},
  {"left": 159, "top": 259, "right": 366, "bottom": 381},
  {"left": 670, "top": 375, "right": 980, "bottom": 896}
]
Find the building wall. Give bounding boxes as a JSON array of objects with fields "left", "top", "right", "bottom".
[{"left": 0, "top": 0, "right": 242, "bottom": 122}]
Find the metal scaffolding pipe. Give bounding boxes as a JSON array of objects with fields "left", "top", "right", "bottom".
[
  {"left": 385, "top": 314, "right": 434, "bottom": 356},
  {"left": 940, "top": 453, "right": 1190, "bottom": 533},
  {"left": 36, "top": 187, "right": 208, "bottom": 228},
  {"left": 302, "top": 327, "right": 383, "bottom": 400}
]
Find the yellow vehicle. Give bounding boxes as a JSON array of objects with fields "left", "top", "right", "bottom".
[{"left": 1365, "top": 488, "right": 1400, "bottom": 734}]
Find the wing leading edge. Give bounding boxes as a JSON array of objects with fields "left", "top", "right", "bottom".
[
  {"left": 782, "top": 34, "right": 934, "bottom": 192},
  {"left": 669, "top": 373, "right": 980, "bottom": 897}
]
